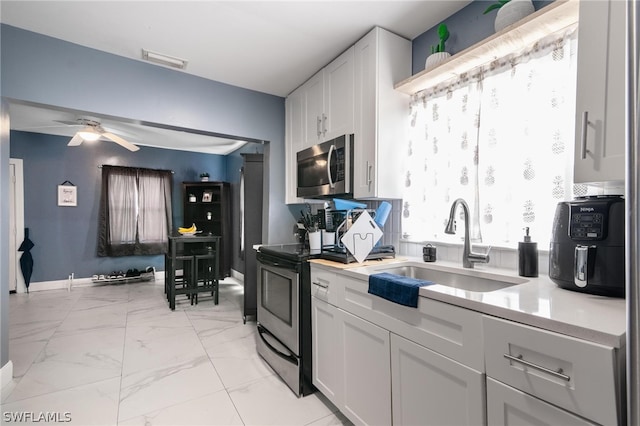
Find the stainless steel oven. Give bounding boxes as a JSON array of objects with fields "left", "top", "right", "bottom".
[{"left": 256, "top": 245, "right": 314, "bottom": 396}]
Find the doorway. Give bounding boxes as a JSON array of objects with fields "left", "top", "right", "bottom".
[{"left": 9, "top": 158, "right": 25, "bottom": 293}]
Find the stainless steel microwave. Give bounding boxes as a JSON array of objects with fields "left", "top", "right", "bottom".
[{"left": 296, "top": 134, "right": 353, "bottom": 198}]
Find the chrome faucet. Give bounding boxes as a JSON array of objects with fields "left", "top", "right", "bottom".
[{"left": 445, "top": 198, "right": 491, "bottom": 268}]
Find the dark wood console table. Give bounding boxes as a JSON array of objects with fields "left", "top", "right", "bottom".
[{"left": 165, "top": 233, "right": 221, "bottom": 310}]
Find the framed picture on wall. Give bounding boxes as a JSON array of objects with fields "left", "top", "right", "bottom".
[
  {"left": 57, "top": 184, "right": 77, "bottom": 207},
  {"left": 202, "top": 191, "right": 213, "bottom": 203}
]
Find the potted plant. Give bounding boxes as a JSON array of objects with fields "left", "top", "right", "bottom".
[
  {"left": 425, "top": 23, "right": 451, "bottom": 70},
  {"left": 484, "top": 0, "right": 535, "bottom": 33},
  {"left": 200, "top": 172, "right": 210, "bottom": 182}
]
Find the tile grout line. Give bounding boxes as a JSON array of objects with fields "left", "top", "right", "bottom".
[
  {"left": 185, "top": 289, "right": 249, "bottom": 425},
  {"left": 3, "top": 291, "right": 82, "bottom": 404}
]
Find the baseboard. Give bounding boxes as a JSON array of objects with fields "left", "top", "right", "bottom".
[
  {"left": 230, "top": 269, "right": 244, "bottom": 282},
  {"left": 25, "top": 278, "right": 85, "bottom": 292},
  {"left": 0, "top": 360, "right": 14, "bottom": 389},
  {"left": 24, "top": 271, "right": 164, "bottom": 293}
]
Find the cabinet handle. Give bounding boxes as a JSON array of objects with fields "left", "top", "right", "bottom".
[
  {"left": 503, "top": 353, "right": 570, "bottom": 382},
  {"left": 580, "top": 110, "right": 590, "bottom": 159},
  {"left": 322, "top": 113, "right": 327, "bottom": 136},
  {"left": 312, "top": 280, "right": 328, "bottom": 288},
  {"left": 316, "top": 116, "right": 322, "bottom": 138},
  {"left": 366, "top": 161, "right": 373, "bottom": 188}
]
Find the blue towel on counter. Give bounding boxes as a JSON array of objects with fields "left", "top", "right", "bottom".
[{"left": 368, "top": 273, "right": 433, "bottom": 308}]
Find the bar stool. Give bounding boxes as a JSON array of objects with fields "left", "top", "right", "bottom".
[
  {"left": 169, "top": 254, "right": 196, "bottom": 310},
  {"left": 194, "top": 250, "right": 219, "bottom": 305}
]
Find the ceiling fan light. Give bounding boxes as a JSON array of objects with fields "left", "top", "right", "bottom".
[
  {"left": 78, "top": 130, "right": 101, "bottom": 141},
  {"left": 142, "top": 48, "right": 188, "bottom": 69}
]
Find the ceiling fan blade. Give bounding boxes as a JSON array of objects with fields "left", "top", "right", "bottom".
[
  {"left": 68, "top": 133, "right": 84, "bottom": 146},
  {"left": 102, "top": 131, "right": 139, "bottom": 152},
  {"left": 54, "top": 119, "right": 84, "bottom": 126}
]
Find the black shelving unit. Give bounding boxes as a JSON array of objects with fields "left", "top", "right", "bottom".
[{"left": 182, "top": 181, "right": 231, "bottom": 278}]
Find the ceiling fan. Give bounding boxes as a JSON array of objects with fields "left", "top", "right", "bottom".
[{"left": 57, "top": 118, "right": 139, "bottom": 152}]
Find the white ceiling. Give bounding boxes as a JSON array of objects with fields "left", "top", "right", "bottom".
[{"left": 1, "top": 1, "right": 471, "bottom": 154}]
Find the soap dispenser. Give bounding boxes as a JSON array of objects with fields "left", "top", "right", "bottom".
[{"left": 518, "top": 227, "right": 538, "bottom": 277}]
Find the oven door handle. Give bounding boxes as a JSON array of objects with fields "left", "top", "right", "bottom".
[
  {"left": 257, "top": 324, "right": 299, "bottom": 366},
  {"left": 257, "top": 256, "right": 287, "bottom": 269}
]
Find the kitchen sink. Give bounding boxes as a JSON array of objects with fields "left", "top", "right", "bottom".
[{"left": 375, "top": 264, "right": 528, "bottom": 292}]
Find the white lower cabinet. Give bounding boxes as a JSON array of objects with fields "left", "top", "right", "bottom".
[
  {"left": 310, "top": 266, "right": 624, "bottom": 425},
  {"left": 311, "top": 293, "right": 391, "bottom": 426},
  {"left": 483, "top": 315, "right": 623, "bottom": 425},
  {"left": 340, "top": 310, "right": 391, "bottom": 426},
  {"left": 487, "top": 378, "right": 596, "bottom": 426},
  {"left": 391, "top": 333, "right": 485, "bottom": 426},
  {"left": 311, "top": 296, "right": 341, "bottom": 403},
  {"left": 311, "top": 267, "right": 485, "bottom": 426}
]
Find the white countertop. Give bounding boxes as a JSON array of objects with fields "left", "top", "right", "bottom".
[{"left": 310, "top": 256, "right": 627, "bottom": 348}]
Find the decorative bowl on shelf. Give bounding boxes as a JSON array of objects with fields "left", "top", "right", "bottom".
[
  {"left": 425, "top": 52, "right": 451, "bottom": 70},
  {"left": 494, "top": 0, "right": 535, "bottom": 32}
]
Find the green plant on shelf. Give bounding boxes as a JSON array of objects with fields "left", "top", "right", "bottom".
[
  {"left": 430, "top": 23, "right": 450, "bottom": 54},
  {"left": 483, "top": 0, "right": 511, "bottom": 14}
]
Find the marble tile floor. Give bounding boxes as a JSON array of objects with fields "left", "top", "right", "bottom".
[{"left": 1, "top": 279, "right": 352, "bottom": 426}]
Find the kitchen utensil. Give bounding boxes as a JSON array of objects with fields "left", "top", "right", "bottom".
[{"left": 340, "top": 210, "right": 382, "bottom": 263}]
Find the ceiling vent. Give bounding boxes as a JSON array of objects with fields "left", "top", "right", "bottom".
[{"left": 141, "top": 49, "right": 188, "bottom": 70}]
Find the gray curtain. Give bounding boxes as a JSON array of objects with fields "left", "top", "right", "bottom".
[{"left": 97, "top": 165, "right": 172, "bottom": 256}]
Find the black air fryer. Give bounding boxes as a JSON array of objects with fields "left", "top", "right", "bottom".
[{"left": 549, "top": 196, "right": 625, "bottom": 297}]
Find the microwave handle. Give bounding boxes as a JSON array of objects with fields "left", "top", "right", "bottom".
[{"left": 327, "top": 144, "right": 336, "bottom": 188}]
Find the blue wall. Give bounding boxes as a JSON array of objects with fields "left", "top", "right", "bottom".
[
  {"left": 9, "top": 130, "right": 234, "bottom": 281},
  {"left": 0, "top": 24, "right": 293, "bottom": 253},
  {"left": 0, "top": 25, "right": 295, "bottom": 367}
]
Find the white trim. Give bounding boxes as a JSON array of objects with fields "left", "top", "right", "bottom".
[
  {"left": 230, "top": 268, "right": 244, "bottom": 282},
  {"left": 26, "top": 271, "right": 164, "bottom": 292},
  {"left": 0, "top": 360, "right": 14, "bottom": 389},
  {"left": 9, "top": 158, "right": 25, "bottom": 294}
]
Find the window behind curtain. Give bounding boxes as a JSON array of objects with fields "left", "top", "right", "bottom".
[
  {"left": 98, "top": 165, "right": 172, "bottom": 256},
  {"left": 402, "top": 27, "right": 585, "bottom": 249}
]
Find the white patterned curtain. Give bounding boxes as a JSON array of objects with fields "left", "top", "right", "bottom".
[
  {"left": 402, "top": 28, "right": 579, "bottom": 248},
  {"left": 138, "top": 170, "right": 171, "bottom": 244},
  {"left": 107, "top": 168, "right": 138, "bottom": 244}
]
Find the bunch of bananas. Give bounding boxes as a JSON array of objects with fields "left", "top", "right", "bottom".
[{"left": 178, "top": 223, "right": 197, "bottom": 234}]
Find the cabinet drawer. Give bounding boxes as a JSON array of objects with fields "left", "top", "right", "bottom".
[
  {"left": 340, "top": 276, "right": 484, "bottom": 371},
  {"left": 483, "top": 316, "right": 620, "bottom": 425},
  {"left": 487, "top": 378, "right": 596, "bottom": 426},
  {"left": 310, "top": 268, "right": 339, "bottom": 306}
]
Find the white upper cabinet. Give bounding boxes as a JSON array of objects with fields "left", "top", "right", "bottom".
[
  {"left": 323, "top": 49, "right": 355, "bottom": 142},
  {"left": 301, "top": 47, "right": 354, "bottom": 148},
  {"left": 285, "top": 26, "right": 411, "bottom": 203},
  {"left": 353, "top": 27, "right": 411, "bottom": 199},
  {"left": 285, "top": 90, "right": 304, "bottom": 204},
  {"left": 574, "top": 0, "right": 625, "bottom": 185},
  {"left": 285, "top": 47, "right": 354, "bottom": 203},
  {"left": 301, "top": 71, "right": 325, "bottom": 147}
]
